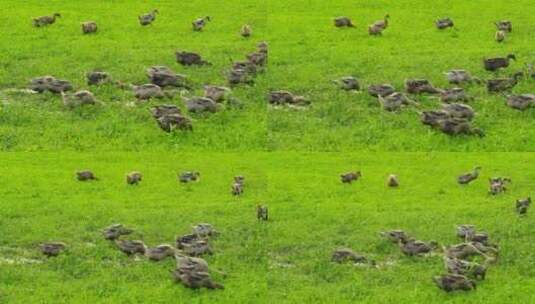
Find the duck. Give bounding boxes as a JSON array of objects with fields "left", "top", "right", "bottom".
[
  {"left": 173, "top": 264, "right": 224, "bottom": 289},
  {"left": 203, "top": 85, "right": 231, "bottom": 103},
  {"left": 436, "top": 18, "right": 454, "bottom": 29},
  {"left": 102, "top": 224, "right": 133, "bottom": 240},
  {"left": 145, "top": 244, "right": 176, "bottom": 261},
  {"left": 76, "top": 170, "right": 97, "bottom": 181},
  {"left": 457, "top": 167, "right": 481, "bottom": 185},
  {"left": 380, "top": 230, "right": 409, "bottom": 243},
  {"left": 331, "top": 248, "right": 372, "bottom": 264},
  {"left": 340, "top": 171, "right": 361, "bottom": 183},
  {"left": 139, "top": 9, "right": 158, "bottom": 26},
  {"left": 483, "top": 54, "right": 516, "bottom": 72},
  {"left": 192, "top": 16, "right": 211, "bottom": 31},
  {"left": 443, "top": 242, "right": 496, "bottom": 260},
  {"left": 441, "top": 103, "right": 475, "bottom": 121},
  {"left": 405, "top": 79, "right": 442, "bottom": 94},
  {"left": 398, "top": 239, "right": 438, "bottom": 256},
  {"left": 182, "top": 239, "right": 213, "bottom": 257},
  {"left": 495, "top": 20, "right": 512, "bottom": 32},
  {"left": 156, "top": 113, "right": 193, "bottom": 132},
  {"left": 333, "top": 76, "right": 360, "bottom": 91},
  {"left": 487, "top": 72, "right": 523, "bottom": 93},
  {"left": 29, "top": 76, "right": 72, "bottom": 94},
  {"left": 115, "top": 240, "right": 147, "bottom": 255},
  {"left": 420, "top": 110, "right": 450, "bottom": 127},
  {"left": 436, "top": 118, "right": 484, "bottom": 137},
  {"left": 40, "top": 242, "right": 66, "bottom": 257},
  {"left": 179, "top": 171, "right": 200, "bottom": 183},
  {"left": 62, "top": 90, "right": 97, "bottom": 108},
  {"left": 257, "top": 205, "right": 268, "bottom": 221},
  {"left": 151, "top": 105, "right": 181, "bottom": 119},
  {"left": 184, "top": 96, "right": 221, "bottom": 113},
  {"left": 368, "top": 14, "right": 389, "bottom": 35},
  {"left": 175, "top": 51, "right": 211, "bottom": 66},
  {"left": 433, "top": 274, "right": 476, "bottom": 292},
  {"left": 33, "top": 13, "right": 61, "bottom": 27},
  {"left": 241, "top": 24, "right": 252, "bottom": 37},
  {"left": 378, "top": 92, "right": 418, "bottom": 112},
  {"left": 444, "top": 257, "right": 487, "bottom": 280},
  {"left": 86, "top": 71, "right": 109, "bottom": 85},
  {"left": 334, "top": 17, "right": 355, "bottom": 28},
  {"left": 133, "top": 84, "right": 165, "bottom": 100},
  {"left": 444, "top": 70, "right": 479, "bottom": 85},
  {"left": 440, "top": 88, "right": 473, "bottom": 103},
  {"left": 506, "top": 94, "right": 534, "bottom": 111},
  {"left": 488, "top": 177, "right": 511, "bottom": 195},
  {"left": 192, "top": 223, "right": 218, "bottom": 237},
  {"left": 146, "top": 66, "right": 187, "bottom": 88},
  {"left": 231, "top": 182, "right": 243, "bottom": 195},
  {"left": 228, "top": 68, "right": 253, "bottom": 86},
  {"left": 386, "top": 174, "right": 399, "bottom": 187},
  {"left": 81, "top": 21, "right": 97, "bottom": 34},
  {"left": 516, "top": 197, "right": 531, "bottom": 215},
  {"left": 456, "top": 224, "right": 476, "bottom": 239},
  {"left": 268, "top": 91, "right": 309, "bottom": 107},
  {"left": 495, "top": 30, "right": 506, "bottom": 43},
  {"left": 126, "top": 171, "right": 142, "bottom": 185},
  {"left": 371, "top": 14, "right": 390, "bottom": 30}
]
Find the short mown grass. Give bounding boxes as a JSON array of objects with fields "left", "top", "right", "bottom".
[{"left": 0, "top": 152, "right": 534, "bottom": 303}]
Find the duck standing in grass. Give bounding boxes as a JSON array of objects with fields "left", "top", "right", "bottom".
[
  {"left": 139, "top": 9, "right": 158, "bottom": 26},
  {"left": 369, "top": 14, "right": 389, "bottom": 35},
  {"left": 33, "top": 13, "right": 61, "bottom": 27}
]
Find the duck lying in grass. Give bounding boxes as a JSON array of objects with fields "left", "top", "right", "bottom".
[
  {"left": 334, "top": 16, "right": 355, "bottom": 28},
  {"left": 333, "top": 76, "right": 360, "bottom": 91},
  {"left": 483, "top": 54, "right": 515, "bottom": 72},
  {"left": 179, "top": 171, "right": 200, "bottom": 183},
  {"left": 76, "top": 170, "right": 97, "bottom": 181},
  {"left": 506, "top": 94, "right": 535, "bottom": 111},
  {"left": 115, "top": 240, "right": 147, "bottom": 255},
  {"left": 175, "top": 51, "right": 211, "bottom": 66},
  {"left": 145, "top": 244, "right": 176, "bottom": 261},
  {"left": 444, "top": 257, "right": 487, "bottom": 280},
  {"left": 173, "top": 255, "right": 224, "bottom": 289},
  {"left": 102, "top": 224, "right": 133, "bottom": 240},
  {"left": 40, "top": 242, "right": 66, "bottom": 257},
  {"left": 436, "top": 18, "right": 454, "bottom": 29},
  {"left": 433, "top": 274, "right": 476, "bottom": 292},
  {"left": 331, "top": 248, "right": 373, "bottom": 265}
]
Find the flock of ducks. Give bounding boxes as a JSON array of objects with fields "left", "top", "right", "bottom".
[
  {"left": 33, "top": 165, "right": 530, "bottom": 292},
  {"left": 25, "top": 11, "right": 534, "bottom": 138},
  {"left": 22, "top": 9, "right": 533, "bottom": 294}
]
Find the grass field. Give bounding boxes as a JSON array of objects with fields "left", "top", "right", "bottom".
[
  {"left": 1, "top": 0, "right": 534, "bottom": 303},
  {"left": 1, "top": 152, "right": 534, "bottom": 303},
  {"left": 0, "top": 0, "right": 534, "bottom": 151}
]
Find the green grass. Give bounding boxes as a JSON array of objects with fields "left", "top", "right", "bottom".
[
  {"left": 1, "top": 1, "right": 534, "bottom": 303},
  {"left": 0, "top": 0, "right": 534, "bottom": 151},
  {"left": 1, "top": 152, "right": 534, "bottom": 303}
]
